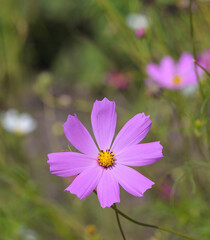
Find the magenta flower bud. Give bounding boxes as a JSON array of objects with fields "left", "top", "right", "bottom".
[
  {"left": 135, "top": 28, "right": 146, "bottom": 38},
  {"left": 107, "top": 72, "right": 130, "bottom": 90}
]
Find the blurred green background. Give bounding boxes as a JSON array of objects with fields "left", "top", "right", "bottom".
[{"left": 0, "top": 0, "right": 210, "bottom": 239}]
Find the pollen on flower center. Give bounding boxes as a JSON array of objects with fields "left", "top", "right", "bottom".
[
  {"left": 97, "top": 149, "right": 115, "bottom": 168},
  {"left": 173, "top": 75, "right": 182, "bottom": 85}
]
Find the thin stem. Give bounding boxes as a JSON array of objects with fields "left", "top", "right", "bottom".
[
  {"left": 189, "top": 0, "right": 210, "bottom": 159},
  {"left": 0, "top": 19, "right": 11, "bottom": 95},
  {"left": 93, "top": 191, "right": 197, "bottom": 239},
  {"left": 113, "top": 204, "right": 126, "bottom": 240},
  {"left": 195, "top": 135, "right": 209, "bottom": 162},
  {"left": 189, "top": 0, "right": 205, "bottom": 99},
  {"left": 194, "top": 59, "right": 210, "bottom": 77},
  {"left": 111, "top": 205, "right": 197, "bottom": 240}
]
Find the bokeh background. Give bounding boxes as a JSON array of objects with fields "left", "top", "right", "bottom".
[{"left": 0, "top": 0, "right": 210, "bottom": 239}]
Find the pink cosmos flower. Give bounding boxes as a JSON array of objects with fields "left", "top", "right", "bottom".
[
  {"left": 146, "top": 53, "right": 202, "bottom": 90},
  {"left": 47, "top": 98, "right": 163, "bottom": 208}
]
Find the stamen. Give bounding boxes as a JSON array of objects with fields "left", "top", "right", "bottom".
[
  {"left": 173, "top": 75, "right": 182, "bottom": 85},
  {"left": 97, "top": 149, "right": 115, "bottom": 168}
]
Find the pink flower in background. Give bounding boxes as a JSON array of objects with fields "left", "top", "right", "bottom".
[
  {"left": 107, "top": 72, "right": 130, "bottom": 90},
  {"left": 158, "top": 183, "right": 173, "bottom": 203},
  {"left": 48, "top": 98, "right": 163, "bottom": 208},
  {"left": 146, "top": 53, "right": 202, "bottom": 90},
  {"left": 198, "top": 48, "right": 210, "bottom": 71}
]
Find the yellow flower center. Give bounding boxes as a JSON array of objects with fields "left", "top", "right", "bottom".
[
  {"left": 97, "top": 149, "right": 115, "bottom": 168},
  {"left": 173, "top": 75, "right": 182, "bottom": 85}
]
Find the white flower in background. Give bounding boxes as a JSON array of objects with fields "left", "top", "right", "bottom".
[
  {"left": 126, "top": 13, "right": 149, "bottom": 38},
  {"left": 0, "top": 109, "right": 37, "bottom": 135},
  {"left": 126, "top": 13, "right": 149, "bottom": 30}
]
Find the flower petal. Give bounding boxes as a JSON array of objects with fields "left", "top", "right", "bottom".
[
  {"left": 63, "top": 114, "right": 98, "bottom": 156},
  {"left": 111, "top": 113, "right": 152, "bottom": 154},
  {"left": 176, "top": 53, "right": 194, "bottom": 77},
  {"left": 65, "top": 166, "right": 103, "bottom": 199},
  {"left": 91, "top": 98, "right": 117, "bottom": 150},
  {"left": 116, "top": 142, "right": 163, "bottom": 166},
  {"left": 112, "top": 164, "right": 154, "bottom": 197},
  {"left": 97, "top": 169, "right": 120, "bottom": 208},
  {"left": 146, "top": 63, "right": 162, "bottom": 82},
  {"left": 160, "top": 56, "right": 175, "bottom": 86},
  {"left": 47, "top": 152, "right": 96, "bottom": 177},
  {"left": 177, "top": 52, "right": 204, "bottom": 86},
  {"left": 147, "top": 57, "right": 175, "bottom": 88}
]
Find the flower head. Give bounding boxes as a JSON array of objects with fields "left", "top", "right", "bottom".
[
  {"left": 0, "top": 109, "right": 37, "bottom": 135},
  {"left": 146, "top": 53, "right": 202, "bottom": 90},
  {"left": 48, "top": 98, "right": 163, "bottom": 208}
]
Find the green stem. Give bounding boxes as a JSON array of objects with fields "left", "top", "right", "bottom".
[
  {"left": 189, "top": 0, "right": 210, "bottom": 159},
  {"left": 189, "top": 0, "right": 204, "bottom": 99},
  {"left": 113, "top": 204, "right": 126, "bottom": 240},
  {"left": 93, "top": 191, "right": 197, "bottom": 239},
  {"left": 111, "top": 205, "right": 197, "bottom": 240},
  {"left": 194, "top": 59, "right": 210, "bottom": 78}
]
